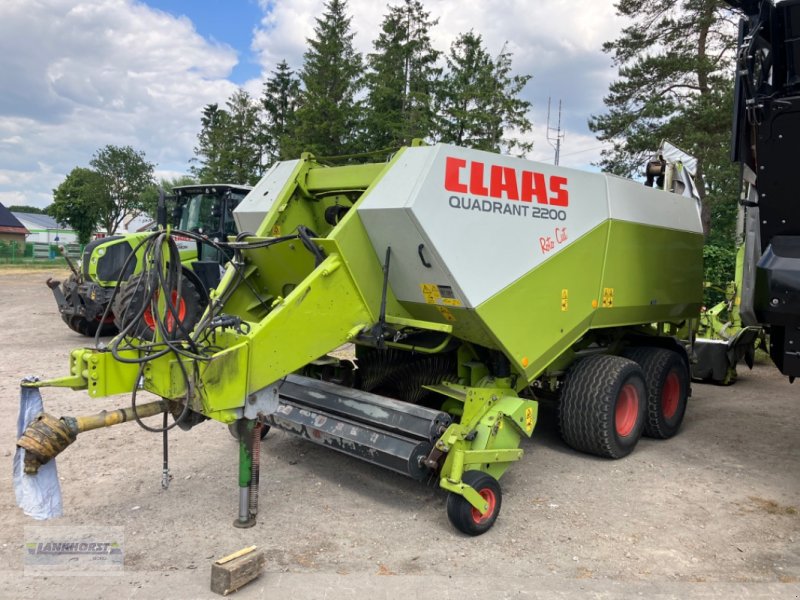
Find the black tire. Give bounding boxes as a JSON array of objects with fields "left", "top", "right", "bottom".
[
  {"left": 112, "top": 271, "right": 206, "bottom": 340},
  {"left": 446, "top": 470, "right": 502, "bottom": 536},
  {"left": 59, "top": 275, "right": 118, "bottom": 337},
  {"left": 227, "top": 422, "right": 270, "bottom": 441},
  {"left": 559, "top": 354, "right": 646, "bottom": 459},
  {"left": 622, "top": 347, "right": 689, "bottom": 439}
]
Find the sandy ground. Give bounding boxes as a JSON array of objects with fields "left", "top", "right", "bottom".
[{"left": 0, "top": 269, "right": 798, "bottom": 599}]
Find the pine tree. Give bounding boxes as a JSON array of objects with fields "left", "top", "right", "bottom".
[
  {"left": 192, "top": 91, "right": 263, "bottom": 185},
  {"left": 363, "top": 0, "right": 440, "bottom": 149},
  {"left": 261, "top": 60, "right": 302, "bottom": 164},
  {"left": 289, "top": 0, "right": 363, "bottom": 157},
  {"left": 224, "top": 89, "right": 263, "bottom": 184},
  {"left": 191, "top": 103, "right": 229, "bottom": 183},
  {"left": 435, "top": 32, "right": 532, "bottom": 155},
  {"left": 588, "top": 0, "right": 738, "bottom": 238}
]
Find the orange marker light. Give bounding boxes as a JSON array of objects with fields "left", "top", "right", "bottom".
[
  {"left": 521, "top": 357, "right": 529, "bottom": 367},
  {"left": 591, "top": 299, "right": 598, "bottom": 308}
]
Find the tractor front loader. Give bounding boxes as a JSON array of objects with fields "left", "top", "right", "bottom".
[{"left": 17, "top": 143, "right": 703, "bottom": 535}]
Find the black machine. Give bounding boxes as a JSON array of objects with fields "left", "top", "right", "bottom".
[{"left": 729, "top": 0, "right": 800, "bottom": 377}]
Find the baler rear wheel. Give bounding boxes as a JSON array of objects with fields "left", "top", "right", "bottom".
[
  {"left": 622, "top": 347, "right": 688, "bottom": 439},
  {"left": 446, "top": 470, "right": 502, "bottom": 536},
  {"left": 558, "top": 354, "right": 646, "bottom": 459}
]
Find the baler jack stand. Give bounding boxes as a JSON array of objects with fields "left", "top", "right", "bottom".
[{"left": 233, "top": 419, "right": 262, "bottom": 528}]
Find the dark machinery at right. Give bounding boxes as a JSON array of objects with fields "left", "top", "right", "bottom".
[{"left": 728, "top": 0, "right": 800, "bottom": 378}]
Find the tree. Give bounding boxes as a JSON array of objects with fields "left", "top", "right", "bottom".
[
  {"left": 48, "top": 168, "right": 107, "bottom": 244},
  {"left": 261, "top": 60, "right": 302, "bottom": 164},
  {"left": 362, "top": 0, "right": 441, "bottom": 148},
  {"left": 289, "top": 0, "right": 363, "bottom": 157},
  {"left": 90, "top": 145, "right": 155, "bottom": 236},
  {"left": 8, "top": 205, "right": 46, "bottom": 214},
  {"left": 192, "top": 91, "right": 263, "bottom": 184},
  {"left": 588, "top": 0, "right": 739, "bottom": 239},
  {"left": 192, "top": 103, "right": 229, "bottom": 183},
  {"left": 435, "top": 32, "right": 533, "bottom": 155}
]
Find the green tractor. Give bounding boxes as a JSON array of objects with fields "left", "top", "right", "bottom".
[{"left": 47, "top": 184, "right": 251, "bottom": 337}]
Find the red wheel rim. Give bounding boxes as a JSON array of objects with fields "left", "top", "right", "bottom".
[
  {"left": 615, "top": 383, "right": 639, "bottom": 437},
  {"left": 143, "top": 291, "right": 187, "bottom": 333},
  {"left": 662, "top": 370, "right": 680, "bottom": 419},
  {"left": 470, "top": 487, "right": 497, "bottom": 524}
]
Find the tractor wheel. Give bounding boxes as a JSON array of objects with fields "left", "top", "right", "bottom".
[
  {"left": 623, "top": 347, "right": 689, "bottom": 439},
  {"left": 113, "top": 272, "right": 206, "bottom": 340},
  {"left": 559, "top": 354, "right": 646, "bottom": 459},
  {"left": 446, "top": 470, "right": 502, "bottom": 536},
  {"left": 59, "top": 275, "right": 118, "bottom": 337}
]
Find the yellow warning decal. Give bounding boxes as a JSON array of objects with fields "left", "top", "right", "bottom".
[
  {"left": 602, "top": 287, "right": 615, "bottom": 308},
  {"left": 525, "top": 407, "right": 534, "bottom": 432},
  {"left": 561, "top": 288, "right": 568, "bottom": 312},
  {"left": 420, "top": 283, "right": 440, "bottom": 304},
  {"left": 436, "top": 305, "right": 457, "bottom": 322},
  {"left": 442, "top": 298, "right": 462, "bottom": 307}
]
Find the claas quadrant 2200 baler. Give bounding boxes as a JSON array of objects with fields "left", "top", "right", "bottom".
[{"left": 17, "top": 143, "right": 703, "bottom": 535}]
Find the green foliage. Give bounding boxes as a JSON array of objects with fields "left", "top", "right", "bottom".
[
  {"left": 289, "top": 0, "right": 363, "bottom": 157},
  {"left": 261, "top": 60, "right": 302, "bottom": 164},
  {"left": 703, "top": 244, "right": 736, "bottom": 306},
  {"left": 90, "top": 144, "right": 156, "bottom": 235},
  {"left": 362, "top": 0, "right": 441, "bottom": 149},
  {"left": 435, "top": 32, "right": 532, "bottom": 155},
  {"left": 48, "top": 167, "right": 107, "bottom": 245},
  {"left": 192, "top": 91, "right": 263, "bottom": 184},
  {"left": 8, "top": 205, "right": 46, "bottom": 214},
  {"left": 588, "top": 0, "right": 738, "bottom": 239}
]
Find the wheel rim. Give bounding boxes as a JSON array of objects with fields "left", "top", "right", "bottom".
[
  {"left": 470, "top": 488, "right": 497, "bottom": 525},
  {"left": 143, "top": 291, "right": 187, "bottom": 333},
  {"left": 662, "top": 370, "right": 680, "bottom": 419},
  {"left": 615, "top": 383, "right": 639, "bottom": 437}
]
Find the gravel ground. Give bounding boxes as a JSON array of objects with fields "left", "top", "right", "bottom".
[{"left": 0, "top": 269, "right": 798, "bottom": 599}]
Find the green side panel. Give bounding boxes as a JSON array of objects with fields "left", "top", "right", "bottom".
[
  {"left": 395, "top": 301, "right": 498, "bottom": 348},
  {"left": 243, "top": 251, "right": 374, "bottom": 396},
  {"left": 476, "top": 224, "right": 608, "bottom": 379},
  {"left": 591, "top": 221, "right": 703, "bottom": 327}
]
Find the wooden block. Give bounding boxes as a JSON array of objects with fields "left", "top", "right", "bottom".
[{"left": 210, "top": 545, "right": 265, "bottom": 596}]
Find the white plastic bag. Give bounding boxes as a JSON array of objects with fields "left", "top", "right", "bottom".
[{"left": 13, "top": 380, "right": 63, "bottom": 520}]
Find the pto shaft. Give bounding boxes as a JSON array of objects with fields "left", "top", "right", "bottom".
[{"left": 16, "top": 400, "right": 170, "bottom": 474}]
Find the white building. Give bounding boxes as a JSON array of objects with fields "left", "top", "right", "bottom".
[{"left": 12, "top": 212, "right": 78, "bottom": 245}]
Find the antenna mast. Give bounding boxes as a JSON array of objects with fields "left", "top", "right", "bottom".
[{"left": 546, "top": 98, "right": 565, "bottom": 165}]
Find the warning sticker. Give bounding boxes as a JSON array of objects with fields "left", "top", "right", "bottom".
[{"left": 420, "top": 284, "right": 462, "bottom": 307}]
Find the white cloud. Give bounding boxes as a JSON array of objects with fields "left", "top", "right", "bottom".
[
  {"left": 0, "top": 0, "right": 625, "bottom": 210},
  {"left": 0, "top": 0, "right": 240, "bottom": 208},
  {"left": 251, "top": 0, "right": 624, "bottom": 169}
]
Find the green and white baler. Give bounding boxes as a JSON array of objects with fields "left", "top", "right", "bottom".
[{"left": 17, "top": 143, "right": 703, "bottom": 535}]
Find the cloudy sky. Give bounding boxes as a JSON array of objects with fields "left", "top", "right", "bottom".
[{"left": 0, "top": 0, "right": 627, "bottom": 209}]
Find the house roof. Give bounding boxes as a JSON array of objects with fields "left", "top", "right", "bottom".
[
  {"left": 0, "top": 203, "right": 28, "bottom": 235},
  {"left": 12, "top": 211, "right": 68, "bottom": 230}
]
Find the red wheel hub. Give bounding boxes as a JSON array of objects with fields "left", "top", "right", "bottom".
[
  {"left": 143, "top": 291, "right": 187, "bottom": 333},
  {"left": 615, "top": 383, "right": 639, "bottom": 437},
  {"left": 471, "top": 487, "right": 497, "bottom": 524},
  {"left": 662, "top": 370, "right": 680, "bottom": 419}
]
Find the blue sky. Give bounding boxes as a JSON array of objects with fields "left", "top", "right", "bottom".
[
  {"left": 143, "top": 0, "right": 265, "bottom": 83},
  {"left": 0, "top": 0, "right": 628, "bottom": 209}
]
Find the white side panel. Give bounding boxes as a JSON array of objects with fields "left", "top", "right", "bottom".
[
  {"left": 233, "top": 160, "right": 300, "bottom": 234},
  {"left": 605, "top": 174, "right": 703, "bottom": 234},
  {"left": 359, "top": 145, "right": 610, "bottom": 307}
]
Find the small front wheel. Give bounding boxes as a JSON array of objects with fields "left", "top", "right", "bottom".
[{"left": 446, "top": 470, "right": 502, "bottom": 536}]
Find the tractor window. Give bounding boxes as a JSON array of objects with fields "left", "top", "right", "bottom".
[{"left": 179, "top": 194, "right": 215, "bottom": 232}]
